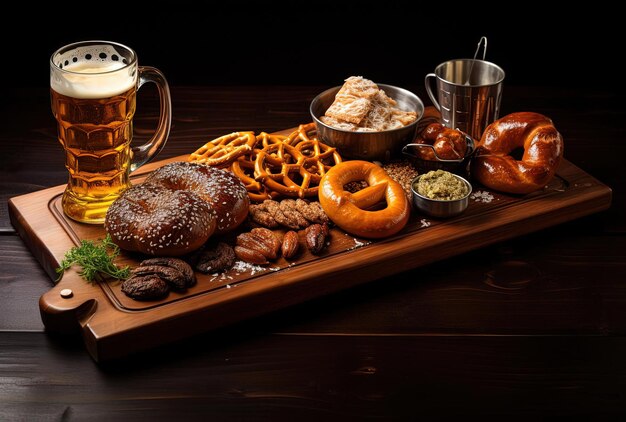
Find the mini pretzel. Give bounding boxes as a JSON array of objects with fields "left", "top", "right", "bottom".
[
  {"left": 188, "top": 131, "right": 256, "bottom": 167},
  {"left": 231, "top": 154, "right": 269, "bottom": 202},
  {"left": 318, "top": 160, "right": 410, "bottom": 239},
  {"left": 190, "top": 126, "right": 343, "bottom": 202},
  {"left": 254, "top": 134, "right": 342, "bottom": 199},
  {"left": 285, "top": 122, "right": 317, "bottom": 145},
  {"left": 230, "top": 132, "right": 284, "bottom": 202},
  {"left": 255, "top": 132, "right": 286, "bottom": 150}
]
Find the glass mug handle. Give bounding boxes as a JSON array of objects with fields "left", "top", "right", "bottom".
[
  {"left": 130, "top": 66, "right": 172, "bottom": 172},
  {"left": 424, "top": 73, "right": 441, "bottom": 111}
]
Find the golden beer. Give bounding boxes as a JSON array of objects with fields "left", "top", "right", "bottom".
[
  {"left": 51, "top": 86, "right": 137, "bottom": 222},
  {"left": 50, "top": 41, "right": 171, "bottom": 224}
]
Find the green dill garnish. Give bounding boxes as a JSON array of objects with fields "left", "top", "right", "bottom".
[{"left": 56, "top": 234, "right": 130, "bottom": 283}]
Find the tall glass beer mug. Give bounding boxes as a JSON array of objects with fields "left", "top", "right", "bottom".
[{"left": 50, "top": 41, "right": 171, "bottom": 224}]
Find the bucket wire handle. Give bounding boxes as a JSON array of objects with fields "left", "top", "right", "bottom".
[{"left": 464, "top": 36, "right": 488, "bottom": 85}]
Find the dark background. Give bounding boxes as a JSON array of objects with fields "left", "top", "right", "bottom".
[
  {"left": 2, "top": 7, "right": 626, "bottom": 420},
  {"left": 2, "top": 6, "right": 617, "bottom": 92}
]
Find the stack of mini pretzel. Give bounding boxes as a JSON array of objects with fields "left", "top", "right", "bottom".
[{"left": 188, "top": 123, "right": 342, "bottom": 202}]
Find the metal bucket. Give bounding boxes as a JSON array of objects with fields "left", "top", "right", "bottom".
[{"left": 425, "top": 58, "right": 505, "bottom": 140}]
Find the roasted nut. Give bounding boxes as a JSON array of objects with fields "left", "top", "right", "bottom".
[
  {"left": 296, "top": 199, "right": 329, "bottom": 224},
  {"left": 249, "top": 199, "right": 329, "bottom": 229},
  {"left": 249, "top": 203, "right": 279, "bottom": 228},
  {"left": 122, "top": 257, "right": 196, "bottom": 301},
  {"left": 121, "top": 275, "right": 170, "bottom": 301},
  {"left": 195, "top": 242, "right": 235, "bottom": 273},
  {"left": 279, "top": 199, "right": 310, "bottom": 228},
  {"left": 320, "top": 222, "right": 330, "bottom": 237},
  {"left": 251, "top": 227, "right": 281, "bottom": 257},
  {"left": 263, "top": 199, "right": 300, "bottom": 229},
  {"left": 305, "top": 224, "right": 326, "bottom": 255},
  {"left": 234, "top": 245, "right": 268, "bottom": 265},
  {"left": 140, "top": 257, "right": 196, "bottom": 287},
  {"left": 236, "top": 232, "right": 276, "bottom": 260},
  {"left": 281, "top": 230, "right": 299, "bottom": 259},
  {"left": 131, "top": 265, "right": 188, "bottom": 290}
]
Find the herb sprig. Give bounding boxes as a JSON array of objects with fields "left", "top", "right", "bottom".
[{"left": 56, "top": 235, "right": 130, "bottom": 283}]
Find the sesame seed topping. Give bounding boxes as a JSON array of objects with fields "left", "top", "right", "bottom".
[{"left": 105, "top": 161, "right": 248, "bottom": 254}]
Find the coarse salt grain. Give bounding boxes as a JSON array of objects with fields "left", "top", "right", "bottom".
[
  {"left": 231, "top": 260, "right": 280, "bottom": 276},
  {"left": 348, "top": 238, "right": 371, "bottom": 251},
  {"left": 420, "top": 219, "right": 431, "bottom": 228},
  {"left": 470, "top": 190, "right": 495, "bottom": 203}
]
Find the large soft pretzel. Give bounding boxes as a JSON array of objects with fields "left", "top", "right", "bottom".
[
  {"left": 471, "top": 112, "right": 564, "bottom": 194},
  {"left": 318, "top": 160, "right": 410, "bottom": 239}
]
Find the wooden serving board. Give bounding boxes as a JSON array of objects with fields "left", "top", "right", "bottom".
[{"left": 9, "top": 127, "right": 612, "bottom": 362}]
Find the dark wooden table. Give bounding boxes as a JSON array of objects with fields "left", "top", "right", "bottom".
[{"left": 1, "top": 85, "right": 624, "bottom": 420}]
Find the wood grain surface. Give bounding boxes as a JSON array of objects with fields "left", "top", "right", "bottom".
[{"left": 1, "top": 85, "right": 625, "bottom": 419}]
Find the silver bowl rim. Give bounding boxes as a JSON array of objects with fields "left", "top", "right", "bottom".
[
  {"left": 432, "top": 58, "right": 505, "bottom": 88},
  {"left": 410, "top": 172, "right": 473, "bottom": 203},
  {"left": 310, "top": 83, "right": 425, "bottom": 135}
]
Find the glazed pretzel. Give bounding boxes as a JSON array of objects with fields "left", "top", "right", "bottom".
[
  {"left": 318, "top": 160, "right": 410, "bottom": 239},
  {"left": 188, "top": 131, "right": 256, "bottom": 167},
  {"left": 471, "top": 112, "right": 564, "bottom": 194},
  {"left": 254, "top": 132, "right": 342, "bottom": 198}
]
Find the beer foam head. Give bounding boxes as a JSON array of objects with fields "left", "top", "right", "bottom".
[{"left": 50, "top": 43, "right": 137, "bottom": 99}]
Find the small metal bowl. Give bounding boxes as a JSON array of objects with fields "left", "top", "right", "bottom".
[
  {"left": 410, "top": 173, "right": 472, "bottom": 218},
  {"left": 402, "top": 131, "right": 475, "bottom": 176},
  {"left": 310, "top": 84, "right": 425, "bottom": 161}
]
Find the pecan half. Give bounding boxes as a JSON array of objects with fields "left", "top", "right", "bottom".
[
  {"left": 251, "top": 227, "right": 281, "bottom": 257},
  {"left": 281, "top": 230, "right": 299, "bottom": 259},
  {"left": 236, "top": 232, "right": 277, "bottom": 260},
  {"left": 234, "top": 245, "right": 268, "bottom": 265},
  {"left": 305, "top": 224, "right": 326, "bottom": 255}
]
